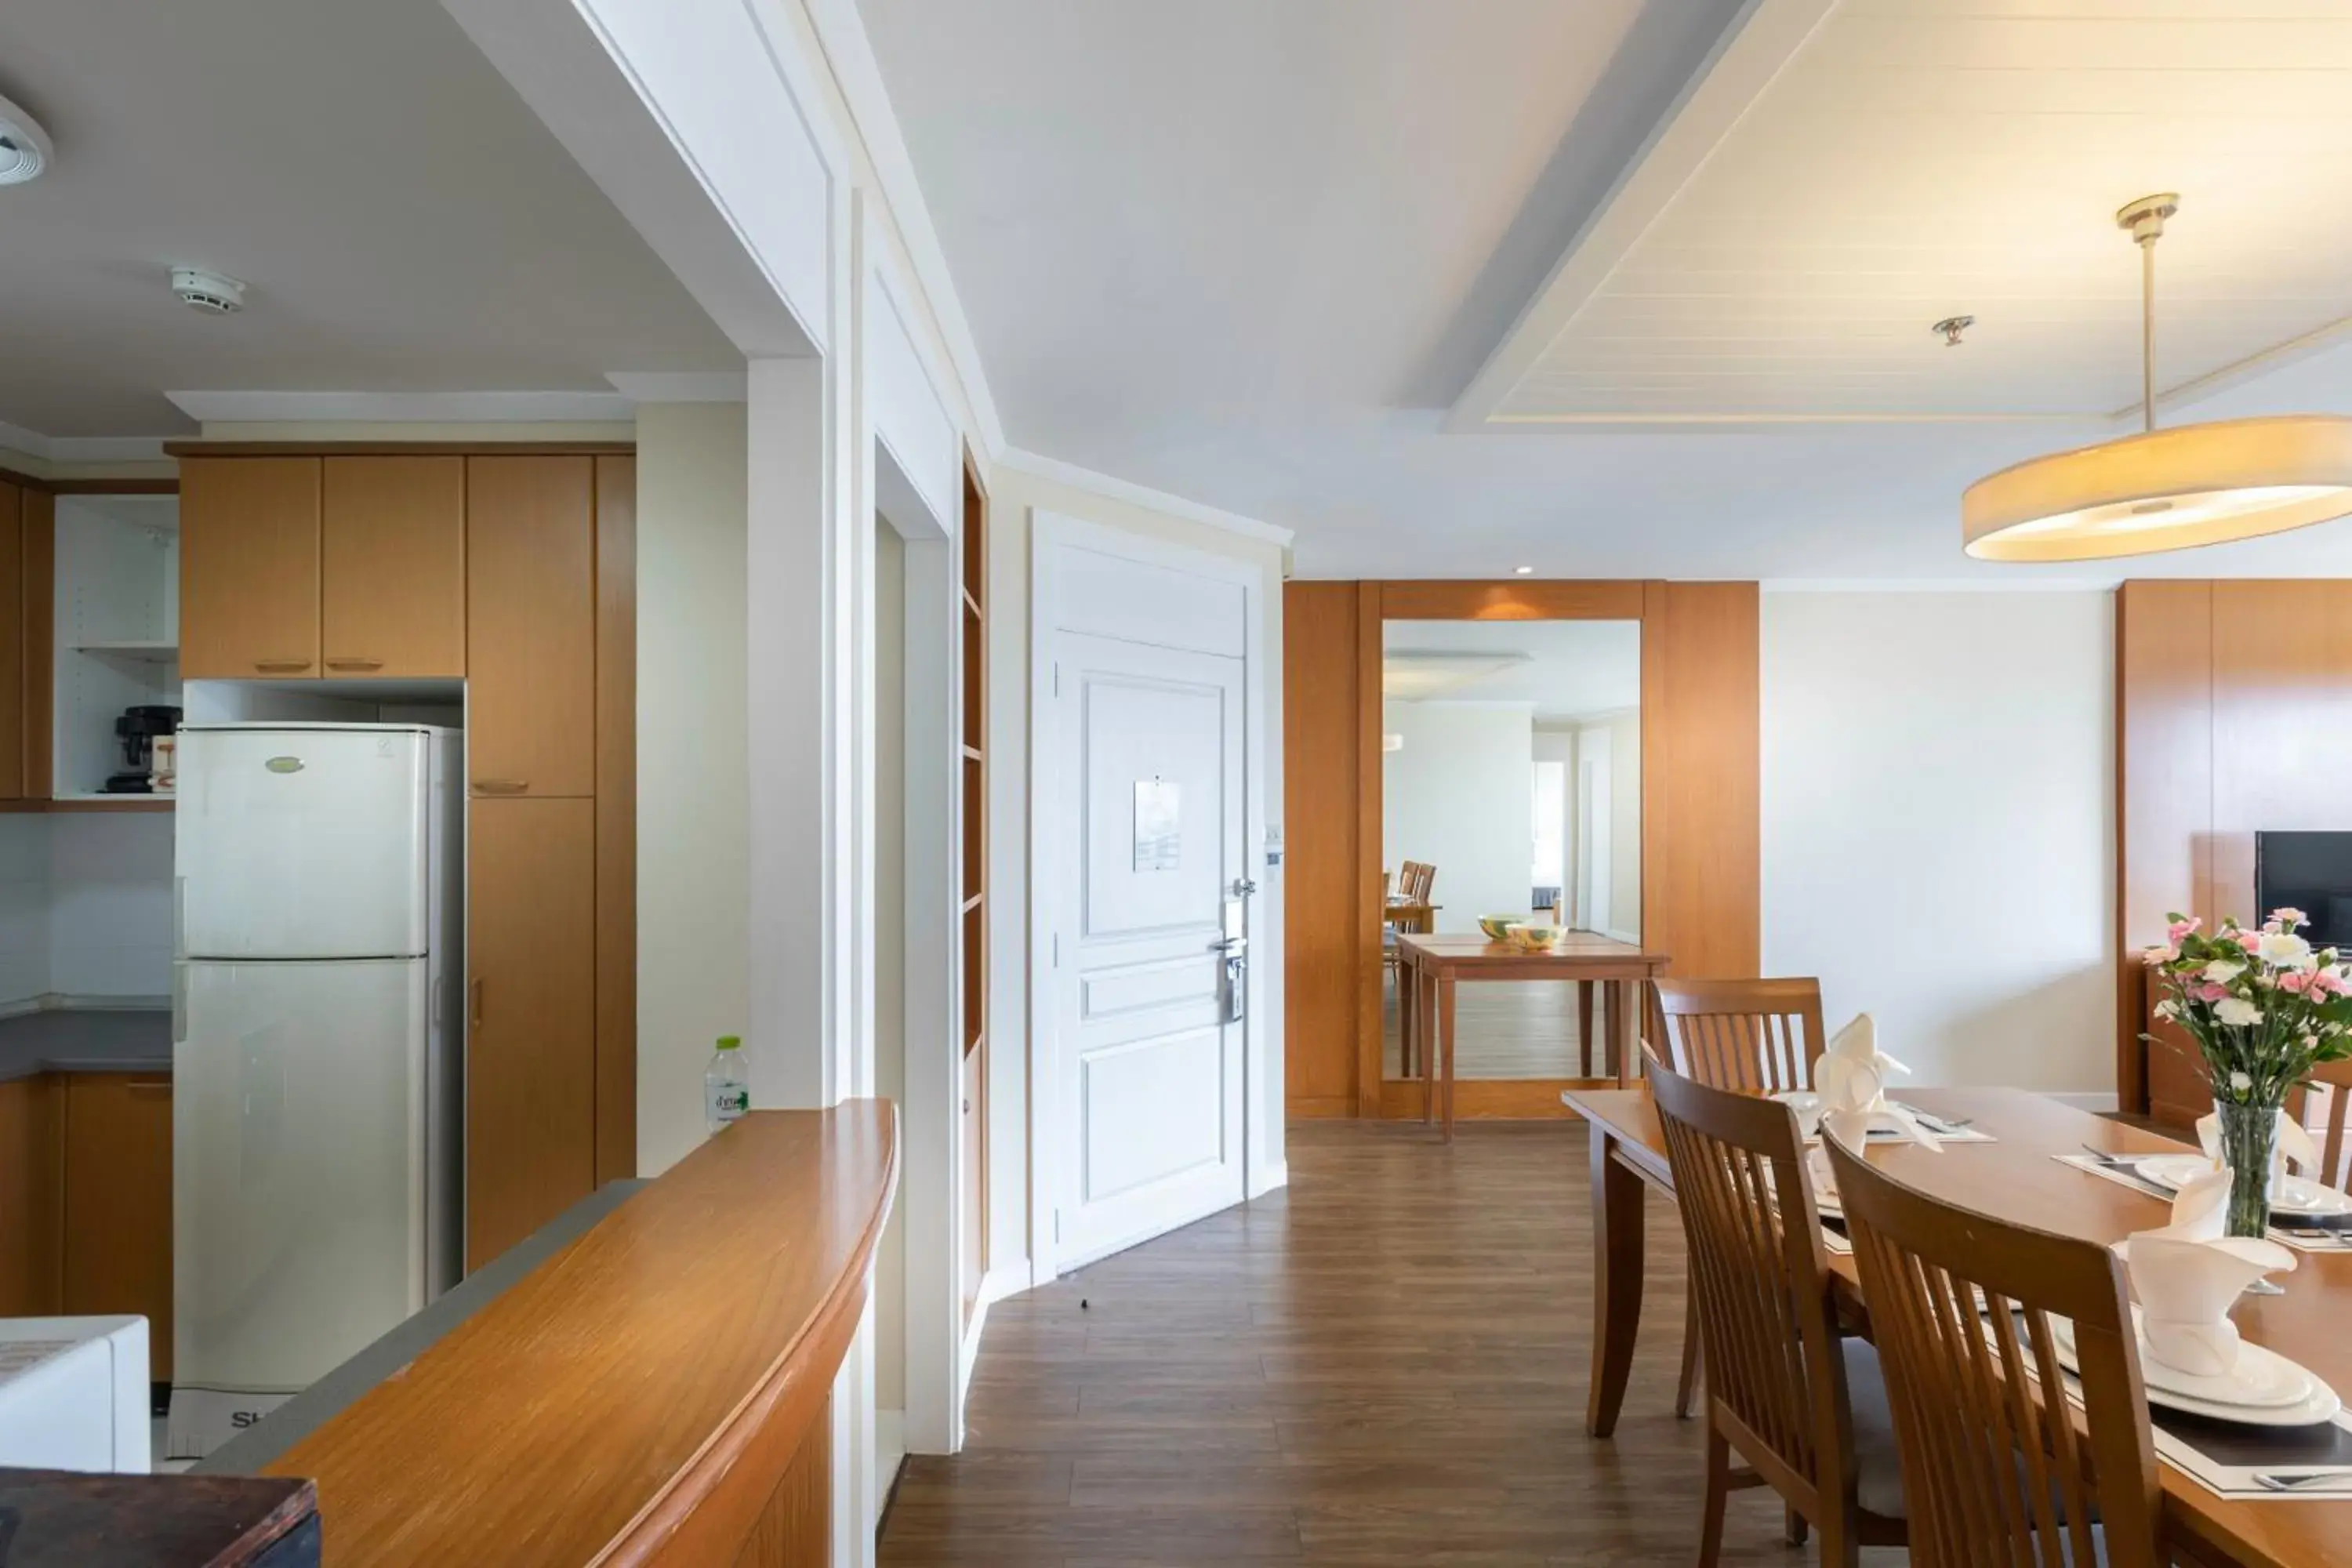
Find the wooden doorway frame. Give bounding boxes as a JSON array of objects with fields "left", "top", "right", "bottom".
[{"left": 1352, "top": 579, "right": 1759, "bottom": 1120}]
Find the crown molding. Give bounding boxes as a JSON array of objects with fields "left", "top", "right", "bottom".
[
  {"left": 0, "top": 419, "right": 173, "bottom": 465},
  {"left": 801, "top": 0, "right": 1007, "bottom": 459},
  {"left": 995, "top": 445, "right": 1294, "bottom": 549},
  {"left": 606, "top": 371, "right": 750, "bottom": 403},
  {"left": 165, "top": 390, "right": 635, "bottom": 424}
]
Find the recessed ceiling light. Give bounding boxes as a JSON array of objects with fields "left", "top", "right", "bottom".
[
  {"left": 0, "top": 92, "right": 55, "bottom": 187},
  {"left": 1513, "top": 565, "right": 1534, "bottom": 575}
]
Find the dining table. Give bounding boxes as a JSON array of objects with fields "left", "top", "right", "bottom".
[
  {"left": 1561, "top": 1083, "right": 2352, "bottom": 1568},
  {"left": 1397, "top": 931, "right": 1668, "bottom": 1141}
]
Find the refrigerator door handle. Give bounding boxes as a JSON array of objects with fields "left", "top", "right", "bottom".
[
  {"left": 173, "top": 876, "right": 187, "bottom": 960},
  {"left": 172, "top": 964, "right": 187, "bottom": 1044}
]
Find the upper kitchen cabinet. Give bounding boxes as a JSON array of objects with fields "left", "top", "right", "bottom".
[
  {"left": 180, "top": 457, "right": 321, "bottom": 679},
  {"left": 466, "top": 456, "right": 594, "bottom": 798},
  {"left": 322, "top": 457, "right": 466, "bottom": 677}
]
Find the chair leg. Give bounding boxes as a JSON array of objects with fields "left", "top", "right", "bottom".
[
  {"left": 1697, "top": 1424, "right": 1730, "bottom": 1568},
  {"left": 1784, "top": 1504, "right": 1809, "bottom": 1547},
  {"left": 1675, "top": 1294, "right": 1700, "bottom": 1420}
]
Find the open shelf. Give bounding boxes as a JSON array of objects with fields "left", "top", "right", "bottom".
[{"left": 53, "top": 495, "right": 181, "bottom": 801}]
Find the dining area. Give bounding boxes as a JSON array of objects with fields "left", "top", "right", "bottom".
[{"left": 1572, "top": 934, "right": 2352, "bottom": 1568}]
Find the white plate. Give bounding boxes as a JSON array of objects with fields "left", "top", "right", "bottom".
[
  {"left": 2051, "top": 1313, "right": 2341, "bottom": 1425},
  {"left": 2129, "top": 1154, "right": 2352, "bottom": 1218}
]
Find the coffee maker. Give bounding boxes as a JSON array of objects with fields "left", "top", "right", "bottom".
[{"left": 105, "top": 705, "right": 183, "bottom": 794}]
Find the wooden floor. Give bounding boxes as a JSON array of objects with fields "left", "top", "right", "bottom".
[
  {"left": 1381, "top": 975, "right": 1587, "bottom": 1080},
  {"left": 880, "top": 1120, "right": 1905, "bottom": 1565}
]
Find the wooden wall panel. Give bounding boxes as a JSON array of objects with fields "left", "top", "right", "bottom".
[
  {"left": 1280, "top": 583, "right": 1362, "bottom": 1118},
  {"left": 2114, "top": 581, "right": 2214, "bottom": 1110},
  {"left": 594, "top": 456, "right": 638, "bottom": 1184},
  {"left": 1377, "top": 580, "right": 1645, "bottom": 622},
  {"left": 1640, "top": 581, "right": 1762, "bottom": 982},
  {"left": 0, "top": 1074, "right": 63, "bottom": 1316},
  {"left": 2211, "top": 583, "right": 2352, "bottom": 920},
  {"left": 1353, "top": 583, "right": 1385, "bottom": 1116}
]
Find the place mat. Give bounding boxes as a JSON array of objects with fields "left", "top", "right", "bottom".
[
  {"left": 2055, "top": 1155, "right": 2351, "bottom": 1252},
  {"left": 1985, "top": 1305, "right": 2352, "bottom": 1499}
]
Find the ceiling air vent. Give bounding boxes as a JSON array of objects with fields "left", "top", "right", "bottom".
[{"left": 0, "top": 92, "right": 53, "bottom": 187}]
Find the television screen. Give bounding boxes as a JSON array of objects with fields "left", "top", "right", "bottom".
[{"left": 2255, "top": 832, "right": 2352, "bottom": 952}]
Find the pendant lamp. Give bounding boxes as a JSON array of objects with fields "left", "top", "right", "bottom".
[{"left": 1962, "top": 195, "right": 2352, "bottom": 561}]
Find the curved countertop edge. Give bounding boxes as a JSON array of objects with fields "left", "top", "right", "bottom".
[{"left": 230, "top": 1102, "right": 898, "bottom": 1566}]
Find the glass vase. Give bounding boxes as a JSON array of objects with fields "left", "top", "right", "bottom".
[{"left": 2213, "top": 1098, "right": 2279, "bottom": 1240}]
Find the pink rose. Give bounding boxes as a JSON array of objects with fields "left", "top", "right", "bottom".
[
  {"left": 2237, "top": 929, "right": 2265, "bottom": 953},
  {"left": 2168, "top": 916, "right": 2202, "bottom": 943},
  {"left": 2322, "top": 969, "right": 2352, "bottom": 997},
  {"left": 2273, "top": 906, "right": 2309, "bottom": 928},
  {"left": 2194, "top": 982, "right": 2230, "bottom": 1003},
  {"left": 2280, "top": 970, "right": 2314, "bottom": 995},
  {"left": 2140, "top": 945, "right": 2178, "bottom": 967}
]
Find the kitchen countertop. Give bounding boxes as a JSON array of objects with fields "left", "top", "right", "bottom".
[{"left": 0, "top": 1007, "right": 172, "bottom": 1083}]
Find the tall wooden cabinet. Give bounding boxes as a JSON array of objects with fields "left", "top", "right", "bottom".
[
  {"left": 61, "top": 1073, "right": 174, "bottom": 1380},
  {"left": 960, "top": 457, "right": 989, "bottom": 1323},
  {"left": 0, "top": 474, "right": 54, "bottom": 802},
  {"left": 176, "top": 445, "right": 636, "bottom": 1277}
]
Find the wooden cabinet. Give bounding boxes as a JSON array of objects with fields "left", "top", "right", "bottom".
[
  {"left": 61, "top": 1073, "right": 173, "bottom": 1381},
  {"left": 466, "top": 796, "right": 597, "bottom": 1269},
  {"left": 180, "top": 457, "right": 322, "bottom": 679},
  {"left": 322, "top": 457, "right": 466, "bottom": 677},
  {"left": 0, "top": 1073, "right": 63, "bottom": 1316},
  {"left": 467, "top": 457, "right": 595, "bottom": 798}
]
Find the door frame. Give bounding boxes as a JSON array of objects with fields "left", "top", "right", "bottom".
[{"left": 1029, "top": 511, "right": 1275, "bottom": 1284}]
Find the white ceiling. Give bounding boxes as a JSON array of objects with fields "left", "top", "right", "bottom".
[
  {"left": 0, "top": 0, "right": 738, "bottom": 439},
  {"left": 1383, "top": 618, "right": 1641, "bottom": 723},
  {"left": 862, "top": 0, "right": 2352, "bottom": 580}
]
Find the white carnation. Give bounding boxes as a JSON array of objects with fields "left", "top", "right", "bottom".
[
  {"left": 2216, "top": 997, "right": 2263, "bottom": 1029},
  {"left": 2259, "top": 931, "right": 2318, "bottom": 970},
  {"left": 2203, "top": 959, "right": 2247, "bottom": 985},
  {"left": 2230, "top": 1070, "right": 2254, "bottom": 1091}
]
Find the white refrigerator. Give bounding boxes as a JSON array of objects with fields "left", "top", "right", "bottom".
[{"left": 166, "top": 724, "right": 463, "bottom": 1460}]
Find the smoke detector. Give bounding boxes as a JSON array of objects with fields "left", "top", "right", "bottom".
[
  {"left": 0, "top": 93, "right": 54, "bottom": 187},
  {"left": 172, "top": 269, "right": 247, "bottom": 314}
]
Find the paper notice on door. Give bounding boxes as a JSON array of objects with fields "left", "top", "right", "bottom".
[{"left": 1134, "top": 779, "right": 1181, "bottom": 871}]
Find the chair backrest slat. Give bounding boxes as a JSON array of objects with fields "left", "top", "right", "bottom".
[
  {"left": 1652, "top": 977, "right": 1828, "bottom": 1096},
  {"left": 1823, "top": 1136, "right": 2162, "bottom": 1568},
  {"left": 1650, "top": 1064, "right": 1853, "bottom": 1515}
]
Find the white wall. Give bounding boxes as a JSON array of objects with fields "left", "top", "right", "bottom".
[
  {"left": 983, "top": 463, "right": 1289, "bottom": 1280},
  {"left": 0, "top": 817, "right": 49, "bottom": 1005},
  {"left": 636, "top": 402, "right": 753, "bottom": 1175},
  {"left": 51, "top": 814, "right": 174, "bottom": 1000},
  {"left": 1575, "top": 711, "right": 1642, "bottom": 940},
  {"left": 1383, "top": 702, "right": 1534, "bottom": 933},
  {"left": 1762, "top": 591, "right": 2114, "bottom": 1093}
]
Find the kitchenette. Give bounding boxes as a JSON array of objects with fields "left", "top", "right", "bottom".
[{"left": 0, "top": 448, "right": 638, "bottom": 1475}]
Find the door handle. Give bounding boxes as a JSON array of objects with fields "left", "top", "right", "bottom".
[
  {"left": 473, "top": 779, "right": 530, "bottom": 795},
  {"left": 1229, "top": 878, "right": 1259, "bottom": 898},
  {"left": 325, "top": 656, "right": 384, "bottom": 671},
  {"left": 1223, "top": 952, "right": 1248, "bottom": 1024},
  {"left": 252, "top": 658, "right": 312, "bottom": 673},
  {"left": 470, "top": 978, "right": 485, "bottom": 1029}
]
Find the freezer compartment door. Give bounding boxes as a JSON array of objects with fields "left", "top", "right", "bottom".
[
  {"left": 177, "top": 728, "right": 430, "bottom": 960},
  {"left": 170, "top": 959, "right": 431, "bottom": 1455}
]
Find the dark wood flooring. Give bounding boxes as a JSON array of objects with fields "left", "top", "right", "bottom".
[{"left": 880, "top": 1120, "right": 1906, "bottom": 1565}]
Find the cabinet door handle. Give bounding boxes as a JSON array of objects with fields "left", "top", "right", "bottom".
[
  {"left": 473, "top": 779, "right": 530, "bottom": 795},
  {"left": 253, "top": 658, "right": 313, "bottom": 673},
  {"left": 470, "top": 978, "right": 485, "bottom": 1028},
  {"left": 325, "top": 656, "right": 384, "bottom": 671},
  {"left": 127, "top": 1080, "right": 172, "bottom": 1097}
]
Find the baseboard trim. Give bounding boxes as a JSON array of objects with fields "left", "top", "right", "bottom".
[
  {"left": 1247, "top": 1160, "right": 1289, "bottom": 1200},
  {"left": 876, "top": 1408, "right": 905, "bottom": 1491}
]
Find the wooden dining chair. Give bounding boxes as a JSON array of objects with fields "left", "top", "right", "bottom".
[
  {"left": 1651, "top": 975, "right": 1828, "bottom": 1096},
  {"left": 2294, "top": 1057, "right": 2352, "bottom": 1191},
  {"left": 1822, "top": 1134, "right": 2163, "bottom": 1568},
  {"left": 1650, "top": 975, "right": 1831, "bottom": 1417},
  {"left": 1650, "top": 1063, "right": 1907, "bottom": 1567}
]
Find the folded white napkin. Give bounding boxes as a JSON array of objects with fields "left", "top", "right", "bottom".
[
  {"left": 2125, "top": 1166, "right": 2298, "bottom": 1377},
  {"left": 1815, "top": 1014, "right": 1940, "bottom": 1152},
  {"left": 2194, "top": 1107, "right": 2323, "bottom": 1200}
]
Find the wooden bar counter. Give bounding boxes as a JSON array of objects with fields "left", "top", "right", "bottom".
[{"left": 205, "top": 1104, "right": 896, "bottom": 1566}]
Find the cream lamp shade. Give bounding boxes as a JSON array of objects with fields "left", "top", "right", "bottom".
[{"left": 1962, "top": 415, "right": 2352, "bottom": 562}]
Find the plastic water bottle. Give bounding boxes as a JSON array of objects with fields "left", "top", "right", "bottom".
[{"left": 706, "top": 1035, "right": 750, "bottom": 1134}]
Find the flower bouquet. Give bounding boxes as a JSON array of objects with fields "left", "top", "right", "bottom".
[{"left": 2141, "top": 910, "right": 2352, "bottom": 1236}]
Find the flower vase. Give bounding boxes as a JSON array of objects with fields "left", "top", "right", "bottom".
[{"left": 2213, "top": 1098, "right": 2279, "bottom": 1240}]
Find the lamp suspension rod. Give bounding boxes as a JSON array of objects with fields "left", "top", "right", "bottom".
[{"left": 2117, "top": 194, "right": 2178, "bottom": 434}]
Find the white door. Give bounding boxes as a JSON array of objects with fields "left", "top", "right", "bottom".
[
  {"left": 169, "top": 956, "right": 430, "bottom": 1456},
  {"left": 177, "top": 727, "right": 431, "bottom": 960},
  {"left": 1052, "top": 631, "right": 1247, "bottom": 1267},
  {"left": 1578, "top": 750, "right": 1611, "bottom": 935}
]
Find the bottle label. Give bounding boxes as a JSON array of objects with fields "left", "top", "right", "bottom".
[{"left": 707, "top": 1083, "right": 750, "bottom": 1126}]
